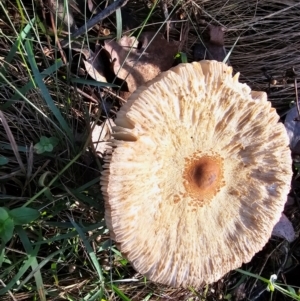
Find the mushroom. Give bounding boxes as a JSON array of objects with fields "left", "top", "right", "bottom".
[{"left": 100, "top": 60, "right": 292, "bottom": 288}]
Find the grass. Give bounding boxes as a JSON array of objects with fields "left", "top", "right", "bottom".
[{"left": 0, "top": 0, "right": 300, "bottom": 300}]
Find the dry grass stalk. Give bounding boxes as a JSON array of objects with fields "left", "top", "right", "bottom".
[{"left": 186, "top": 0, "right": 300, "bottom": 109}]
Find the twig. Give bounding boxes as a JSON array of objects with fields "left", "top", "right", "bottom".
[
  {"left": 249, "top": 241, "right": 285, "bottom": 298},
  {"left": 160, "top": 0, "right": 170, "bottom": 41},
  {"left": 0, "top": 279, "right": 17, "bottom": 301},
  {"left": 48, "top": 0, "right": 67, "bottom": 64},
  {"left": 0, "top": 111, "right": 26, "bottom": 174},
  {"left": 276, "top": 243, "right": 289, "bottom": 276},
  {"left": 61, "top": 0, "right": 129, "bottom": 47},
  {"left": 38, "top": 0, "right": 53, "bottom": 59}
]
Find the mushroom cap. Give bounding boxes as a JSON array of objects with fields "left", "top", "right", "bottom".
[{"left": 100, "top": 60, "right": 292, "bottom": 288}]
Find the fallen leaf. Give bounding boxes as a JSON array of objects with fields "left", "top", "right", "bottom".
[
  {"left": 71, "top": 43, "right": 107, "bottom": 83},
  {"left": 48, "top": 0, "right": 77, "bottom": 33},
  {"left": 193, "top": 24, "right": 227, "bottom": 62},
  {"left": 284, "top": 105, "right": 300, "bottom": 151},
  {"left": 104, "top": 32, "right": 179, "bottom": 94},
  {"left": 205, "top": 24, "right": 225, "bottom": 46},
  {"left": 71, "top": 43, "right": 129, "bottom": 91},
  {"left": 83, "top": 57, "right": 107, "bottom": 83},
  {"left": 88, "top": 0, "right": 99, "bottom": 14},
  {"left": 91, "top": 119, "right": 115, "bottom": 156},
  {"left": 272, "top": 213, "right": 295, "bottom": 243}
]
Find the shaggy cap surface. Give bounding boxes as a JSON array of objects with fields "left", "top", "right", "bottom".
[{"left": 101, "top": 60, "right": 292, "bottom": 288}]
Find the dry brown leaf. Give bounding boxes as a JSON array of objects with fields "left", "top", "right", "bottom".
[
  {"left": 104, "top": 32, "right": 179, "bottom": 94},
  {"left": 272, "top": 213, "right": 295, "bottom": 243},
  {"left": 285, "top": 105, "right": 300, "bottom": 151},
  {"left": 91, "top": 119, "right": 115, "bottom": 156},
  {"left": 206, "top": 24, "right": 224, "bottom": 46},
  {"left": 48, "top": 0, "right": 77, "bottom": 33},
  {"left": 70, "top": 42, "right": 107, "bottom": 82},
  {"left": 194, "top": 24, "right": 227, "bottom": 62},
  {"left": 71, "top": 43, "right": 107, "bottom": 83},
  {"left": 71, "top": 43, "right": 128, "bottom": 90},
  {"left": 83, "top": 58, "right": 107, "bottom": 83}
]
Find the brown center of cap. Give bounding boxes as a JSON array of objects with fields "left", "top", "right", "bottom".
[{"left": 183, "top": 154, "right": 224, "bottom": 206}]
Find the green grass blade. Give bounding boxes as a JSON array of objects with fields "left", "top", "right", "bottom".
[
  {"left": 0, "top": 247, "right": 38, "bottom": 294},
  {"left": 273, "top": 284, "right": 300, "bottom": 300},
  {"left": 17, "top": 246, "right": 69, "bottom": 290},
  {"left": 32, "top": 230, "right": 77, "bottom": 245},
  {"left": 0, "top": 111, "right": 26, "bottom": 173},
  {"left": 70, "top": 78, "right": 119, "bottom": 88},
  {"left": 75, "top": 176, "right": 101, "bottom": 192},
  {"left": 230, "top": 267, "right": 252, "bottom": 290},
  {"left": 0, "top": 10, "right": 32, "bottom": 77},
  {"left": 1, "top": 59, "right": 64, "bottom": 110},
  {"left": 83, "top": 288, "right": 104, "bottom": 301},
  {"left": 24, "top": 39, "right": 74, "bottom": 142},
  {"left": 0, "top": 142, "right": 28, "bottom": 153},
  {"left": 0, "top": 81, "right": 34, "bottom": 110},
  {"left": 32, "top": 222, "right": 106, "bottom": 245},
  {"left": 66, "top": 188, "right": 103, "bottom": 209},
  {"left": 0, "top": 247, "right": 5, "bottom": 268},
  {"left": 142, "top": 293, "right": 153, "bottom": 301},
  {"left": 67, "top": 214, "right": 104, "bottom": 286},
  {"left": 16, "top": 226, "right": 46, "bottom": 301},
  {"left": 111, "top": 284, "right": 132, "bottom": 301},
  {"left": 0, "top": 74, "right": 69, "bottom": 140},
  {"left": 41, "top": 221, "right": 105, "bottom": 230},
  {"left": 15, "top": 0, "right": 26, "bottom": 29},
  {"left": 115, "top": 0, "right": 122, "bottom": 41},
  {"left": 236, "top": 268, "right": 268, "bottom": 283},
  {"left": 0, "top": 259, "right": 22, "bottom": 279},
  {"left": 41, "top": 59, "right": 64, "bottom": 76},
  {"left": 23, "top": 150, "right": 83, "bottom": 207}
]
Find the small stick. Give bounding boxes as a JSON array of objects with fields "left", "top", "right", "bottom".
[
  {"left": 48, "top": 0, "right": 67, "bottom": 64},
  {"left": 0, "top": 279, "right": 17, "bottom": 301},
  {"left": 38, "top": 0, "right": 53, "bottom": 58},
  {"left": 61, "top": 0, "right": 129, "bottom": 47},
  {"left": 160, "top": 0, "right": 170, "bottom": 41}
]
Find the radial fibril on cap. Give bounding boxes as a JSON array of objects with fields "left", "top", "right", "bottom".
[{"left": 101, "top": 60, "right": 292, "bottom": 288}]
